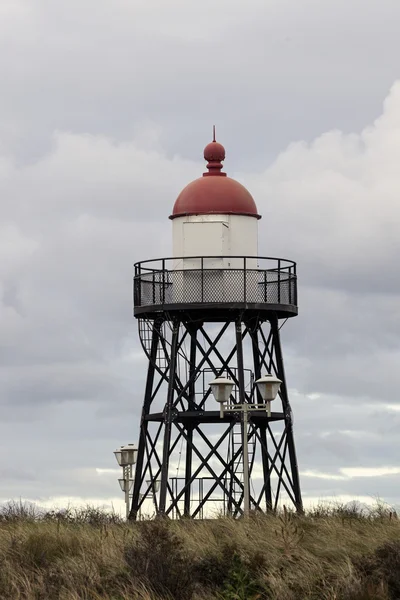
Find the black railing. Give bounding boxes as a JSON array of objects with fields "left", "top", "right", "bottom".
[{"left": 134, "top": 256, "right": 297, "bottom": 311}]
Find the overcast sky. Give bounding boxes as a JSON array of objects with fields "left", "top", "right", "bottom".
[{"left": 1, "top": 0, "right": 400, "bottom": 514}]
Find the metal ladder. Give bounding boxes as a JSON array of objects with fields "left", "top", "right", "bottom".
[
  {"left": 138, "top": 318, "right": 153, "bottom": 357},
  {"left": 228, "top": 421, "right": 256, "bottom": 515},
  {"left": 138, "top": 319, "right": 168, "bottom": 371},
  {"left": 156, "top": 324, "right": 168, "bottom": 372}
]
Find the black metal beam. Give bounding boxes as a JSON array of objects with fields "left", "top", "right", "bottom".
[
  {"left": 169, "top": 321, "right": 231, "bottom": 410},
  {"left": 200, "top": 325, "right": 251, "bottom": 402},
  {"left": 136, "top": 426, "right": 184, "bottom": 514},
  {"left": 130, "top": 321, "right": 161, "bottom": 519},
  {"left": 191, "top": 425, "right": 259, "bottom": 517},
  {"left": 184, "top": 326, "right": 198, "bottom": 517},
  {"left": 247, "top": 324, "right": 273, "bottom": 511},
  {"left": 144, "top": 410, "right": 285, "bottom": 423},
  {"left": 165, "top": 421, "right": 241, "bottom": 517},
  {"left": 134, "top": 303, "right": 298, "bottom": 320},
  {"left": 270, "top": 316, "right": 303, "bottom": 513},
  {"left": 159, "top": 321, "right": 180, "bottom": 515}
]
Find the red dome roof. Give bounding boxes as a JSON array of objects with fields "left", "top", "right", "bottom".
[{"left": 170, "top": 136, "right": 261, "bottom": 220}]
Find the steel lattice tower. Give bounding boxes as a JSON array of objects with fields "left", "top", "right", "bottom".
[{"left": 130, "top": 135, "right": 303, "bottom": 519}]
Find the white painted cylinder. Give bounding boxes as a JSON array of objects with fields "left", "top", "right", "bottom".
[
  {"left": 172, "top": 213, "right": 258, "bottom": 269},
  {"left": 171, "top": 214, "right": 260, "bottom": 304}
]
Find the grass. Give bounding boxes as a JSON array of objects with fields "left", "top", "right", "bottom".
[{"left": 0, "top": 501, "right": 399, "bottom": 599}]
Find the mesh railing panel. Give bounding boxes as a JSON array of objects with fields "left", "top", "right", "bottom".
[{"left": 134, "top": 268, "right": 297, "bottom": 308}]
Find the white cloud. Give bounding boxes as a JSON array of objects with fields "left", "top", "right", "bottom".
[
  {"left": 251, "top": 81, "right": 400, "bottom": 294},
  {"left": 301, "top": 470, "right": 346, "bottom": 481},
  {"left": 341, "top": 467, "right": 400, "bottom": 478},
  {"left": 300, "top": 467, "right": 400, "bottom": 481}
]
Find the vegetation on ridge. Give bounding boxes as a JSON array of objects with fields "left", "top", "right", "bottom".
[{"left": 0, "top": 501, "right": 399, "bottom": 599}]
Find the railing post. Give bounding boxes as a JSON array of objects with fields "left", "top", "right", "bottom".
[
  {"left": 201, "top": 257, "right": 204, "bottom": 302},
  {"left": 289, "top": 263, "right": 292, "bottom": 305},
  {"left": 243, "top": 257, "right": 247, "bottom": 303},
  {"left": 133, "top": 266, "right": 137, "bottom": 308},
  {"left": 162, "top": 259, "right": 165, "bottom": 304},
  {"left": 152, "top": 271, "right": 156, "bottom": 304},
  {"left": 139, "top": 265, "right": 142, "bottom": 307},
  {"left": 278, "top": 259, "right": 281, "bottom": 304},
  {"left": 264, "top": 270, "right": 267, "bottom": 302}
]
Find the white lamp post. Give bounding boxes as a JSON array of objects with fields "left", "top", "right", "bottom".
[
  {"left": 114, "top": 444, "right": 138, "bottom": 519},
  {"left": 209, "top": 373, "right": 282, "bottom": 516},
  {"left": 209, "top": 376, "right": 254, "bottom": 515}
]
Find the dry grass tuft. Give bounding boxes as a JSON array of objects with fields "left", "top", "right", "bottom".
[{"left": 0, "top": 501, "right": 398, "bottom": 599}]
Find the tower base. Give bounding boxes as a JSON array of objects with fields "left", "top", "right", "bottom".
[{"left": 130, "top": 311, "right": 302, "bottom": 519}]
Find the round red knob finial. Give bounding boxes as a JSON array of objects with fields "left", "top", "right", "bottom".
[
  {"left": 204, "top": 141, "right": 226, "bottom": 163},
  {"left": 203, "top": 126, "right": 226, "bottom": 176}
]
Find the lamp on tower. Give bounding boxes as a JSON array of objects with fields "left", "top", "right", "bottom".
[
  {"left": 209, "top": 377, "right": 234, "bottom": 417},
  {"left": 255, "top": 374, "right": 282, "bottom": 417}
]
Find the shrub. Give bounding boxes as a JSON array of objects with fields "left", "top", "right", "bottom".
[
  {"left": 218, "top": 552, "right": 264, "bottom": 600},
  {"left": 124, "top": 519, "right": 194, "bottom": 599},
  {"left": 354, "top": 540, "right": 400, "bottom": 600},
  {"left": 194, "top": 540, "right": 238, "bottom": 589}
]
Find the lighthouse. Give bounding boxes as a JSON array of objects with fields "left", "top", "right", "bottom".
[{"left": 131, "top": 134, "right": 303, "bottom": 518}]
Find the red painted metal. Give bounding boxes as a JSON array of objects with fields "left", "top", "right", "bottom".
[
  {"left": 203, "top": 140, "right": 226, "bottom": 174},
  {"left": 170, "top": 136, "right": 261, "bottom": 220}
]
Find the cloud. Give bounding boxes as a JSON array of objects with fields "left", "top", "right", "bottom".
[
  {"left": 2, "top": 0, "right": 400, "bottom": 168},
  {"left": 244, "top": 84, "right": 400, "bottom": 409},
  {"left": 252, "top": 82, "right": 400, "bottom": 292},
  {"left": 0, "top": 1, "right": 400, "bottom": 509}
]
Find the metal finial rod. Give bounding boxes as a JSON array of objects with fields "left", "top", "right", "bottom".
[{"left": 213, "top": 125, "right": 216, "bottom": 142}]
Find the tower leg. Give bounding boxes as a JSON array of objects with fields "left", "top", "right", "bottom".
[
  {"left": 184, "top": 327, "right": 198, "bottom": 517},
  {"left": 236, "top": 321, "right": 250, "bottom": 515},
  {"left": 184, "top": 427, "right": 193, "bottom": 517},
  {"left": 270, "top": 316, "right": 303, "bottom": 513},
  {"left": 248, "top": 323, "right": 273, "bottom": 511},
  {"left": 158, "top": 321, "right": 180, "bottom": 515},
  {"left": 259, "top": 425, "right": 273, "bottom": 511},
  {"left": 130, "top": 320, "right": 161, "bottom": 520}
]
